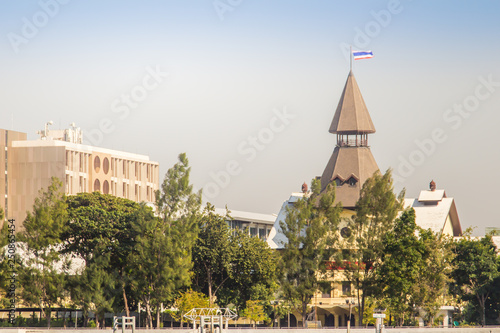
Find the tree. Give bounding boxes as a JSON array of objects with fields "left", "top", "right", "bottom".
[
  {"left": 129, "top": 203, "right": 196, "bottom": 328},
  {"left": 63, "top": 192, "right": 142, "bottom": 318},
  {"left": 68, "top": 250, "right": 117, "bottom": 328},
  {"left": 193, "top": 204, "right": 278, "bottom": 311},
  {"left": 172, "top": 289, "right": 210, "bottom": 327},
  {"left": 451, "top": 234, "right": 499, "bottom": 326},
  {"left": 221, "top": 228, "right": 279, "bottom": 310},
  {"left": 242, "top": 300, "right": 269, "bottom": 328},
  {"left": 135, "top": 153, "right": 202, "bottom": 328},
  {"left": 17, "top": 177, "right": 69, "bottom": 328},
  {"left": 378, "top": 208, "right": 422, "bottom": 325},
  {"left": 192, "top": 204, "right": 233, "bottom": 306},
  {"left": 413, "top": 227, "right": 454, "bottom": 325},
  {"left": 279, "top": 179, "right": 341, "bottom": 327},
  {"left": 344, "top": 169, "right": 404, "bottom": 326}
]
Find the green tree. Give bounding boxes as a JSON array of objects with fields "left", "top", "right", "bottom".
[
  {"left": 68, "top": 250, "right": 117, "bottom": 328},
  {"left": 279, "top": 179, "right": 341, "bottom": 327},
  {"left": 221, "top": 228, "right": 279, "bottom": 310},
  {"left": 451, "top": 234, "right": 499, "bottom": 326},
  {"left": 63, "top": 192, "right": 142, "bottom": 317},
  {"left": 193, "top": 205, "right": 278, "bottom": 311},
  {"left": 344, "top": 169, "right": 404, "bottom": 326},
  {"left": 413, "top": 228, "right": 454, "bottom": 325},
  {"left": 378, "top": 208, "right": 422, "bottom": 325},
  {"left": 136, "top": 153, "right": 202, "bottom": 327},
  {"left": 172, "top": 289, "right": 210, "bottom": 327},
  {"left": 192, "top": 204, "right": 233, "bottom": 306},
  {"left": 17, "top": 178, "right": 69, "bottom": 328},
  {"left": 242, "top": 300, "right": 268, "bottom": 328},
  {"left": 129, "top": 203, "right": 196, "bottom": 328}
]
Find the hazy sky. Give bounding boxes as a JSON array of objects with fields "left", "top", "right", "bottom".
[{"left": 1, "top": 1, "right": 499, "bottom": 235}]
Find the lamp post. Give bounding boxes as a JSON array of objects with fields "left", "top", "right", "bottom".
[
  {"left": 346, "top": 299, "right": 354, "bottom": 333},
  {"left": 271, "top": 301, "right": 277, "bottom": 327}
]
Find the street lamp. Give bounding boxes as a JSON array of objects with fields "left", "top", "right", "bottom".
[
  {"left": 271, "top": 300, "right": 277, "bottom": 328},
  {"left": 346, "top": 299, "right": 354, "bottom": 333}
]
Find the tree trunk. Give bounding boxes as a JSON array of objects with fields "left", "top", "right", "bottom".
[
  {"left": 122, "top": 281, "right": 130, "bottom": 317},
  {"left": 156, "top": 305, "right": 161, "bottom": 328},
  {"left": 145, "top": 299, "right": 153, "bottom": 328},
  {"left": 208, "top": 270, "right": 213, "bottom": 306}
]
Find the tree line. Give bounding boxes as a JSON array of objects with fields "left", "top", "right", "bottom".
[
  {"left": 1, "top": 154, "right": 499, "bottom": 327},
  {"left": 0, "top": 153, "right": 277, "bottom": 328}
]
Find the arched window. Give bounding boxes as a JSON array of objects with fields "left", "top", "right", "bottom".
[{"left": 94, "top": 179, "right": 101, "bottom": 192}]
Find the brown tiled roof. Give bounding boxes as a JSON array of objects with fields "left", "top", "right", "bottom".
[
  {"left": 329, "top": 71, "right": 376, "bottom": 134},
  {"left": 320, "top": 146, "right": 380, "bottom": 208}
]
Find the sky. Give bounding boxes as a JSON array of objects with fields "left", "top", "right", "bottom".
[{"left": 1, "top": 0, "right": 499, "bottom": 235}]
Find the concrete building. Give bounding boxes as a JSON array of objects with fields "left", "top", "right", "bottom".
[
  {"left": 1, "top": 123, "right": 159, "bottom": 230},
  {"left": 214, "top": 208, "right": 276, "bottom": 241}
]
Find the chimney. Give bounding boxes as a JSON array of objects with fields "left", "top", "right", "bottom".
[{"left": 429, "top": 180, "right": 436, "bottom": 191}]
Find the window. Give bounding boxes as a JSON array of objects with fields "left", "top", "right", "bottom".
[
  {"left": 94, "top": 156, "right": 101, "bottom": 173},
  {"left": 250, "top": 227, "right": 257, "bottom": 237},
  {"left": 259, "top": 228, "right": 266, "bottom": 240},
  {"left": 103, "top": 180, "right": 109, "bottom": 194},
  {"left": 347, "top": 177, "right": 358, "bottom": 187},
  {"left": 94, "top": 179, "right": 100, "bottom": 192},
  {"left": 334, "top": 177, "right": 343, "bottom": 187},
  {"left": 341, "top": 227, "right": 351, "bottom": 238},
  {"left": 342, "top": 282, "right": 351, "bottom": 296},
  {"left": 103, "top": 158, "right": 109, "bottom": 174}
]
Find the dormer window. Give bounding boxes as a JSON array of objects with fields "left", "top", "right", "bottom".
[
  {"left": 347, "top": 177, "right": 358, "bottom": 187},
  {"left": 334, "top": 177, "right": 343, "bottom": 187}
]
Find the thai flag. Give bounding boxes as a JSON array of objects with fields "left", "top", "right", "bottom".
[{"left": 352, "top": 50, "right": 374, "bottom": 60}]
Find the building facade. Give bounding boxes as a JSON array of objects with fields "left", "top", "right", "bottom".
[
  {"left": 2, "top": 124, "right": 159, "bottom": 230},
  {"left": 267, "top": 71, "right": 464, "bottom": 328}
]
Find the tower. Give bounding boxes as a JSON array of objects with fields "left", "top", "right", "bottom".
[{"left": 320, "top": 71, "right": 380, "bottom": 208}]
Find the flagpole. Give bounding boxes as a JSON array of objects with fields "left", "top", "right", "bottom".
[{"left": 350, "top": 46, "right": 352, "bottom": 72}]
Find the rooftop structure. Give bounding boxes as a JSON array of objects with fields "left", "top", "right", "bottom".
[
  {"left": 320, "top": 71, "right": 380, "bottom": 208},
  {"left": 403, "top": 180, "right": 462, "bottom": 237}
]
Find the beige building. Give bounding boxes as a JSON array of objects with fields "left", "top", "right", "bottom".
[
  {"left": 268, "top": 71, "right": 464, "bottom": 328},
  {"left": 1, "top": 124, "right": 159, "bottom": 230}
]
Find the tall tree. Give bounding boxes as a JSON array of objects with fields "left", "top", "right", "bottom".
[
  {"left": 192, "top": 204, "right": 278, "bottom": 311},
  {"left": 451, "top": 234, "right": 499, "bottom": 326},
  {"left": 63, "top": 192, "right": 142, "bottom": 317},
  {"left": 378, "top": 208, "right": 423, "bottom": 325},
  {"left": 192, "top": 204, "right": 233, "bottom": 306},
  {"left": 344, "top": 169, "right": 404, "bottom": 326},
  {"left": 225, "top": 229, "right": 279, "bottom": 310},
  {"left": 17, "top": 177, "right": 69, "bottom": 328},
  {"left": 279, "top": 179, "right": 341, "bottom": 327},
  {"left": 413, "top": 227, "right": 454, "bottom": 325},
  {"left": 137, "top": 153, "right": 201, "bottom": 327}
]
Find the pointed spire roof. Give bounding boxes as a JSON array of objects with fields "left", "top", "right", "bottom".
[{"left": 329, "top": 71, "right": 376, "bottom": 134}]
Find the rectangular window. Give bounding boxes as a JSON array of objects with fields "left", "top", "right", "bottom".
[
  {"left": 342, "top": 282, "right": 351, "bottom": 296},
  {"left": 259, "top": 228, "right": 266, "bottom": 240},
  {"left": 123, "top": 183, "right": 127, "bottom": 198},
  {"left": 250, "top": 227, "right": 257, "bottom": 237}
]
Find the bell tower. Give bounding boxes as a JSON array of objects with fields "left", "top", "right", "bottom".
[{"left": 320, "top": 71, "right": 380, "bottom": 208}]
